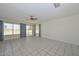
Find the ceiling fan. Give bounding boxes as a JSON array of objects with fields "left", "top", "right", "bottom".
[
  {"left": 26, "top": 16, "right": 37, "bottom": 23},
  {"left": 26, "top": 3, "right": 60, "bottom": 22},
  {"left": 30, "top": 16, "right": 37, "bottom": 21}
]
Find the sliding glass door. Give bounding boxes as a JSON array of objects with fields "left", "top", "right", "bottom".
[
  {"left": 4, "top": 22, "right": 20, "bottom": 40},
  {"left": 26, "top": 25, "right": 32, "bottom": 36},
  {"left": 26, "top": 24, "right": 41, "bottom": 37},
  {"left": 14, "top": 24, "right": 20, "bottom": 34},
  {"left": 4, "top": 23, "right": 13, "bottom": 35},
  {"left": 36, "top": 24, "right": 39, "bottom": 36},
  {"left": 4, "top": 23, "right": 20, "bottom": 35}
]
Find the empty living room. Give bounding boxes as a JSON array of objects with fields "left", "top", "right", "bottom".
[{"left": 0, "top": 0, "right": 79, "bottom": 58}]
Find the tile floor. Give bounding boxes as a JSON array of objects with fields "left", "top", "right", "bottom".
[{"left": 0, "top": 37, "right": 79, "bottom": 56}]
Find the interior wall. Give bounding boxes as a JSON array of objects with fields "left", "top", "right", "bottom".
[{"left": 42, "top": 14, "right": 79, "bottom": 45}]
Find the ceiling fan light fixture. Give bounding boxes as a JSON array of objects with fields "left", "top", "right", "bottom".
[{"left": 30, "top": 16, "right": 37, "bottom": 21}]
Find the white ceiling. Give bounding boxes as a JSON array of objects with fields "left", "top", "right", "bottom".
[{"left": 0, "top": 3, "right": 79, "bottom": 24}]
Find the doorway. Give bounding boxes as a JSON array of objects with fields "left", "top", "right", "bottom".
[
  {"left": 26, "top": 24, "right": 41, "bottom": 37},
  {"left": 36, "top": 24, "right": 41, "bottom": 37},
  {"left": 26, "top": 24, "right": 32, "bottom": 36}
]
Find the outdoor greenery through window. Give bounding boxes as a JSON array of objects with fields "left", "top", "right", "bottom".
[
  {"left": 4, "top": 23, "right": 20, "bottom": 35},
  {"left": 26, "top": 25, "right": 32, "bottom": 36},
  {"left": 14, "top": 24, "right": 20, "bottom": 34},
  {"left": 4, "top": 23, "right": 13, "bottom": 35}
]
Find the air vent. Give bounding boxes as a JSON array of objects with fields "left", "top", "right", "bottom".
[{"left": 53, "top": 3, "right": 60, "bottom": 8}]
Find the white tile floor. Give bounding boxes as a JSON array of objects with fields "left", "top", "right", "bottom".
[{"left": 0, "top": 37, "right": 79, "bottom": 56}]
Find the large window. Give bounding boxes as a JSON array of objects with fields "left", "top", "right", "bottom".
[
  {"left": 4, "top": 23, "right": 20, "bottom": 35},
  {"left": 36, "top": 24, "right": 39, "bottom": 36},
  {"left": 4, "top": 23, "right": 13, "bottom": 35},
  {"left": 26, "top": 25, "right": 32, "bottom": 36},
  {"left": 14, "top": 24, "right": 20, "bottom": 34}
]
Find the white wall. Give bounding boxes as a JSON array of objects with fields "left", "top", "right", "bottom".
[{"left": 42, "top": 14, "right": 79, "bottom": 45}]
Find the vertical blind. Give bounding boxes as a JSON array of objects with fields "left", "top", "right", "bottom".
[
  {"left": 0, "top": 20, "right": 3, "bottom": 41},
  {"left": 20, "top": 23, "right": 26, "bottom": 38}
]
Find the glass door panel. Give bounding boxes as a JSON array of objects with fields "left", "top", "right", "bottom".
[{"left": 26, "top": 25, "right": 32, "bottom": 36}]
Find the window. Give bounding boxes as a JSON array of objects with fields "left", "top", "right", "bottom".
[
  {"left": 4, "top": 23, "right": 20, "bottom": 35},
  {"left": 26, "top": 25, "right": 32, "bottom": 36},
  {"left": 4, "top": 23, "right": 13, "bottom": 35},
  {"left": 36, "top": 24, "right": 39, "bottom": 36},
  {"left": 14, "top": 24, "right": 20, "bottom": 34}
]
